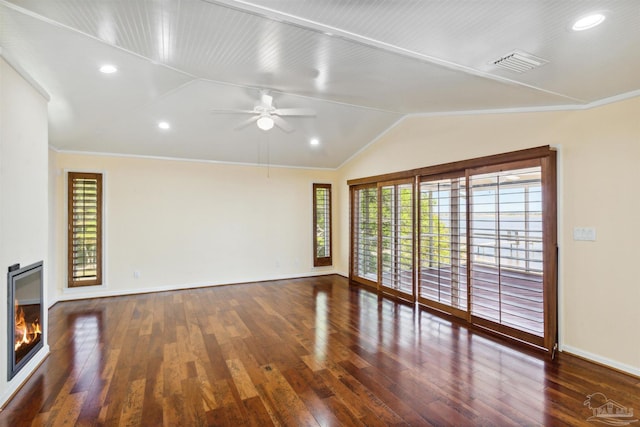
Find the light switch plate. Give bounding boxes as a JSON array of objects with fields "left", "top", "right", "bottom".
[{"left": 573, "top": 227, "right": 596, "bottom": 241}]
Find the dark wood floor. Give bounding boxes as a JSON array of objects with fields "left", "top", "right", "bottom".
[{"left": 1, "top": 275, "right": 638, "bottom": 426}]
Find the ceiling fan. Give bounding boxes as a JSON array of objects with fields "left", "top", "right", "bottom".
[{"left": 211, "top": 90, "right": 315, "bottom": 132}]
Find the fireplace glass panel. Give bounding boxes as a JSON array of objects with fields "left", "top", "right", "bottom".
[{"left": 8, "top": 261, "right": 43, "bottom": 380}]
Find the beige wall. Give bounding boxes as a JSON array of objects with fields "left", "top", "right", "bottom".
[
  {"left": 51, "top": 153, "right": 336, "bottom": 301},
  {"left": 0, "top": 56, "right": 49, "bottom": 406},
  {"left": 336, "top": 96, "right": 640, "bottom": 375}
]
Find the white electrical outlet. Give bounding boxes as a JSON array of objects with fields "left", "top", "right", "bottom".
[
  {"left": 573, "top": 227, "right": 596, "bottom": 241},
  {"left": 133, "top": 270, "right": 141, "bottom": 279}
]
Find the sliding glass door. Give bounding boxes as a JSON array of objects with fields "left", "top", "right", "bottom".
[
  {"left": 379, "top": 180, "right": 414, "bottom": 301},
  {"left": 352, "top": 185, "right": 378, "bottom": 287},
  {"left": 468, "top": 160, "right": 550, "bottom": 347},
  {"left": 418, "top": 174, "right": 467, "bottom": 317},
  {"left": 349, "top": 147, "right": 557, "bottom": 353}
]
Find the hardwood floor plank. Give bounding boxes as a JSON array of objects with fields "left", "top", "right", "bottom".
[
  {"left": 280, "top": 367, "right": 342, "bottom": 426},
  {"left": 242, "top": 396, "right": 275, "bottom": 427},
  {"left": 118, "top": 379, "right": 145, "bottom": 427},
  {"left": 315, "top": 368, "right": 373, "bottom": 420},
  {"left": 139, "top": 356, "right": 164, "bottom": 426},
  {"left": 195, "top": 376, "right": 217, "bottom": 413},
  {"left": 2, "top": 275, "right": 639, "bottom": 427},
  {"left": 201, "top": 334, "right": 232, "bottom": 382},
  {"left": 35, "top": 373, "right": 81, "bottom": 426},
  {"left": 318, "top": 364, "right": 407, "bottom": 425},
  {"left": 258, "top": 365, "right": 319, "bottom": 426},
  {"left": 321, "top": 395, "right": 366, "bottom": 426},
  {"left": 286, "top": 363, "right": 334, "bottom": 400},
  {"left": 211, "top": 379, "right": 247, "bottom": 426},
  {"left": 180, "top": 377, "right": 208, "bottom": 427},
  {"left": 48, "top": 390, "right": 87, "bottom": 427},
  {"left": 226, "top": 359, "right": 259, "bottom": 400},
  {"left": 29, "top": 411, "right": 50, "bottom": 427},
  {"left": 74, "top": 377, "right": 108, "bottom": 426},
  {"left": 162, "top": 394, "right": 185, "bottom": 427}
]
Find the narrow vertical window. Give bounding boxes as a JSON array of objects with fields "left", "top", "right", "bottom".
[
  {"left": 68, "top": 172, "right": 103, "bottom": 287},
  {"left": 313, "top": 183, "right": 332, "bottom": 267}
]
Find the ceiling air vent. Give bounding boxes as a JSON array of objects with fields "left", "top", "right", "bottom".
[{"left": 492, "top": 50, "right": 548, "bottom": 73}]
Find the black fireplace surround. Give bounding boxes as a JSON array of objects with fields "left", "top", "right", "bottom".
[{"left": 7, "top": 261, "right": 43, "bottom": 380}]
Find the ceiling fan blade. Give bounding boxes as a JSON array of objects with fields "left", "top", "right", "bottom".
[
  {"left": 234, "top": 115, "right": 259, "bottom": 130},
  {"left": 272, "top": 116, "right": 294, "bottom": 133},
  {"left": 210, "top": 109, "right": 256, "bottom": 115},
  {"left": 273, "top": 108, "right": 316, "bottom": 117}
]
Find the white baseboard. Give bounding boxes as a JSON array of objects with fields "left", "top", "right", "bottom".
[
  {"left": 0, "top": 344, "right": 50, "bottom": 409},
  {"left": 560, "top": 344, "right": 640, "bottom": 377},
  {"left": 53, "top": 270, "right": 338, "bottom": 303}
]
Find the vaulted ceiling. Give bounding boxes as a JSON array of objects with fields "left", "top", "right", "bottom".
[{"left": 1, "top": 1, "right": 639, "bottom": 168}]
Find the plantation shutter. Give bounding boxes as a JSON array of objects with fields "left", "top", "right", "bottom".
[
  {"left": 352, "top": 185, "right": 378, "bottom": 286},
  {"left": 68, "top": 172, "right": 103, "bottom": 287},
  {"left": 468, "top": 161, "right": 545, "bottom": 343},
  {"left": 379, "top": 180, "right": 414, "bottom": 299},
  {"left": 313, "top": 183, "right": 332, "bottom": 267},
  {"left": 418, "top": 174, "right": 468, "bottom": 316}
]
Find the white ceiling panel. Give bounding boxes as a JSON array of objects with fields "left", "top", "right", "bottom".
[
  {"left": 3, "top": 0, "right": 577, "bottom": 111},
  {"left": 1, "top": 0, "right": 639, "bottom": 168},
  {"left": 220, "top": 0, "right": 640, "bottom": 102}
]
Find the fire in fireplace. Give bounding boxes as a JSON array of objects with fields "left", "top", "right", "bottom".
[
  {"left": 14, "top": 299, "right": 42, "bottom": 361},
  {"left": 8, "top": 261, "right": 44, "bottom": 380}
]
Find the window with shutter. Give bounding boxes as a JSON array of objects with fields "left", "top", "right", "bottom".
[
  {"left": 379, "top": 180, "right": 414, "bottom": 300},
  {"left": 468, "top": 162, "right": 546, "bottom": 343},
  {"left": 351, "top": 185, "right": 378, "bottom": 286},
  {"left": 68, "top": 172, "right": 103, "bottom": 287},
  {"left": 418, "top": 174, "right": 468, "bottom": 316},
  {"left": 313, "top": 183, "right": 332, "bottom": 267}
]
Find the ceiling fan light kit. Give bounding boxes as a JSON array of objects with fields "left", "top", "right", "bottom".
[
  {"left": 211, "top": 90, "right": 315, "bottom": 132},
  {"left": 256, "top": 115, "right": 275, "bottom": 131}
]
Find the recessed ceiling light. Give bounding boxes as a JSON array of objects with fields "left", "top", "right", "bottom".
[
  {"left": 310, "top": 138, "right": 320, "bottom": 146},
  {"left": 572, "top": 13, "right": 606, "bottom": 31},
  {"left": 99, "top": 64, "right": 118, "bottom": 74},
  {"left": 158, "top": 121, "right": 170, "bottom": 130}
]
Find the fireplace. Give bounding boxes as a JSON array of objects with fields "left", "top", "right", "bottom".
[{"left": 7, "top": 261, "right": 43, "bottom": 380}]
